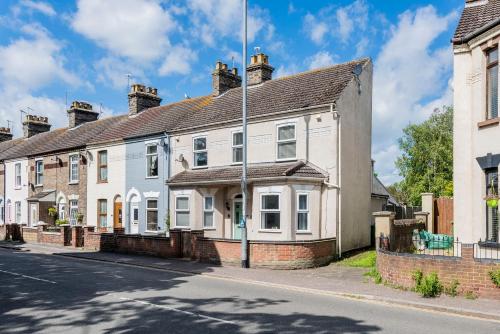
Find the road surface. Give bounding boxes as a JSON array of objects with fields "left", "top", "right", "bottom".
[{"left": 0, "top": 247, "right": 498, "bottom": 333}]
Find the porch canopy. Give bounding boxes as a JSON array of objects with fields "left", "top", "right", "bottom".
[
  {"left": 27, "top": 190, "right": 56, "bottom": 202},
  {"left": 167, "top": 161, "right": 328, "bottom": 186}
]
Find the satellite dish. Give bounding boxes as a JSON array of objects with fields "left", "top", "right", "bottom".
[{"left": 353, "top": 64, "right": 363, "bottom": 76}]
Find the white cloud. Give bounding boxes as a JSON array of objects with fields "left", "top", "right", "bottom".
[
  {"left": 71, "top": 0, "right": 175, "bottom": 61},
  {"left": 288, "top": 2, "right": 296, "bottom": 14},
  {"left": 0, "top": 23, "right": 78, "bottom": 91},
  {"left": 94, "top": 56, "right": 146, "bottom": 90},
  {"left": 303, "top": 13, "right": 328, "bottom": 45},
  {"left": 372, "top": 5, "right": 458, "bottom": 184},
  {"left": 306, "top": 51, "right": 335, "bottom": 69},
  {"left": 275, "top": 64, "right": 299, "bottom": 78},
  {"left": 186, "top": 0, "right": 273, "bottom": 46},
  {"left": 159, "top": 46, "right": 198, "bottom": 76},
  {"left": 19, "top": 0, "right": 56, "bottom": 16},
  {"left": 336, "top": 0, "right": 368, "bottom": 42}
]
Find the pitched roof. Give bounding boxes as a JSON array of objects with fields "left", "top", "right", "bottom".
[
  {"left": 167, "top": 161, "right": 327, "bottom": 186},
  {"left": 169, "top": 58, "right": 370, "bottom": 132},
  {"left": 372, "top": 175, "right": 400, "bottom": 206},
  {"left": 0, "top": 129, "right": 65, "bottom": 161},
  {"left": 453, "top": 0, "right": 500, "bottom": 44}
]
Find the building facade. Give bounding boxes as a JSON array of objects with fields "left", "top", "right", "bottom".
[{"left": 453, "top": 0, "right": 500, "bottom": 243}]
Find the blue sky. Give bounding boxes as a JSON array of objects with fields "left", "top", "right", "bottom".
[{"left": 0, "top": 0, "right": 464, "bottom": 184}]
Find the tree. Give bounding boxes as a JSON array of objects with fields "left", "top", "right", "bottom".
[{"left": 394, "top": 106, "right": 453, "bottom": 206}]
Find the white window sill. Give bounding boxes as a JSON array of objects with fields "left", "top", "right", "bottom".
[
  {"left": 231, "top": 162, "right": 243, "bottom": 166},
  {"left": 34, "top": 184, "right": 43, "bottom": 188},
  {"left": 68, "top": 182, "right": 79, "bottom": 185},
  {"left": 146, "top": 176, "right": 159, "bottom": 179},
  {"left": 276, "top": 158, "right": 297, "bottom": 162},
  {"left": 192, "top": 166, "right": 208, "bottom": 170},
  {"left": 172, "top": 226, "right": 190, "bottom": 229},
  {"left": 258, "top": 229, "right": 282, "bottom": 233},
  {"left": 296, "top": 230, "right": 312, "bottom": 234},
  {"left": 203, "top": 227, "right": 216, "bottom": 230}
]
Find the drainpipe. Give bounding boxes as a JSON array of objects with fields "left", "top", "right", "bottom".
[
  {"left": 333, "top": 104, "right": 342, "bottom": 259},
  {"left": 165, "top": 132, "right": 171, "bottom": 235}
]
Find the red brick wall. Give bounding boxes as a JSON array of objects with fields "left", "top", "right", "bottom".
[
  {"left": 39, "top": 231, "right": 64, "bottom": 245},
  {"left": 377, "top": 245, "right": 500, "bottom": 299},
  {"left": 194, "top": 237, "right": 336, "bottom": 269},
  {"left": 21, "top": 227, "right": 38, "bottom": 243}
]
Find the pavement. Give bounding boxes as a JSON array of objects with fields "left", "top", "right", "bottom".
[{"left": 1, "top": 241, "right": 499, "bottom": 328}]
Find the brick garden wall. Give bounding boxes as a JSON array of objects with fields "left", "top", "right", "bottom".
[
  {"left": 377, "top": 245, "right": 500, "bottom": 299},
  {"left": 1, "top": 224, "right": 22, "bottom": 241}
]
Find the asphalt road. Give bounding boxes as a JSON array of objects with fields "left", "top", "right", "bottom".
[{"left": 0, "top": 247, "right": 498, "bottom": 334}]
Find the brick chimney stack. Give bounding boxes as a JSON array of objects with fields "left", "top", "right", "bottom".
[
  {"left": 0, "top": 127, "right": 13, "bottom": 142},
  {"left": 128, "top": 84, "right": 162, "bottom": 116},
  {"left": 212, "top": 61, "right": 241, "bottom": 96},
  {"left": 67, "top": 101, "right": 99, "bottom": 128},
  {"left": 23, "top": 115, "right": 51, "bottom": 138},
  {"left": 247, "top": 53, "right": 274, "bottom": 86}
]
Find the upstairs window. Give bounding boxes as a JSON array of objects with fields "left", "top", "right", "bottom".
[
  {"left": 35, "top": 160, "right": 43, "bottom": 185},
  {"left": 69, "top": 154, "right": 79, "bottom": 183},
  {"left": 146, "top": 145, "right": 159, "bottom": 177},
  {"left": 232, "top": 131, "right": 243, "bottom": 164},
  {"left": 487, "top": 47, "right": 498, "bottom": 120},
  {"left": 193, "top": 137, "right": 207, "bottom": 167},
  {"left": 98, "top": 150, "right": 108, "bottom": 182},
  {"left": 14, "top": 163, "right": 21, "bottom": 187},
  {"left": 277, "top": 124, "right": 296, "bottom": 160}
]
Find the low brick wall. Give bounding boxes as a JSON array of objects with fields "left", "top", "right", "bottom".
[
  {"left": 1, "top": 224, "right": 23, "bottom": 241},
  {"left": 21, "top": 227, "right": 38, "bottom": 243},
  {"left": 20, "top": 224, "right": 70, "bottom": 246},
  {"left": 377, "top": 245, "right": 500, "bottom": 299},
  {"left": 194, "top": 237, "right": 336, "bottom": 269}
]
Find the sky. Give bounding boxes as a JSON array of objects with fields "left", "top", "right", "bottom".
[{"left": 0, "top": 0, "right": 464, "bottom": 185}]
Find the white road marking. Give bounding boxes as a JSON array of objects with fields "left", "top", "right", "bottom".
[
  {"left": 118, "top": 296, "right": 236, "bottom": 325},
  {"left": 0, "top": 269, "right": 57, "bottom": 284}
]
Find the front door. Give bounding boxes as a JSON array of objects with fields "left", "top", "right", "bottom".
[
  {"left": 114, "top": 202, "right": 123, "bottom": 229},
  {"left": 130, "top": 203, "right": 139, "bottom": 234},
  {"left": 233, "top": 200, "right": 242, "bottom": 240},
  {"left": 29, "top": 203, "right": 38, "bottom": 227}
]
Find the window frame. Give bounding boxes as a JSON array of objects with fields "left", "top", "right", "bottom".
[
  {"left": 146, "top": 199, "right": 159, "bottom": 232},
  {"left": 203, "top": 196, "right": 215, "bottom": 229},
  {"left": 97, "top": 150, "right": 108, "bottom": 183},
  {"left": 15, "top": 201, "right": 21, "bottom": 224},
  {"left": 146, "top": 144, "right": 159, "bottom": 179},
  {"left": 69, "top": 154, "right": 80, "bottom": 184},
  {"left": 174, "top": 195, "right": 190, "bottom": 228},
  {"left": 276, "top": 123, "right": 297, "bottom": 161},
  {"left": 486, "top": 46, "right": 499, "bottom": 120},
  {"left": 231, "top": 130, "right": 243, "bottom": 165},
  {"left": 260, "top": 193, "right": 281, "bottom": 231},
  {"left": 296, "top": 193, "right": 310, "bottom": 232},
  {"left": 97, "top": 199, "right": 107, "bottom": 229},
  {"left": 192, "top": 136, "right": 208, "bottom": 168},
  {"left": 69, "top": 200, "right": 78, "bottom": 226},
  {"left": 35, "top": 159, "right": 43, "bottom": 186},
  {"left": 14, "top": 162, "right": 21, "bottom": 188}
]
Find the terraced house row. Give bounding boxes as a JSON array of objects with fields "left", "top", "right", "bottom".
[{"left": 0, "top": 54, "right": 373, "bottom": 255}]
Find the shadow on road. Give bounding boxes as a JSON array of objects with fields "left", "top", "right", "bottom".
[{"left": 0, "top": 248, "right": 381, "bottom": 333}]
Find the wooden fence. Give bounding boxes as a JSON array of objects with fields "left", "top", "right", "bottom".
[{"left": 434, "top": 197, "right": 453, "bottom": 235}]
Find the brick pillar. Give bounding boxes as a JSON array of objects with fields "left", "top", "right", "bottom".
[
  {"left": 71, "top": 226, "right": 83, "bottom": 247},
  {"left": 60, "top": 224, "right": 71, "bottom": 246},
  {"left": 421, "top": 193, "right": 434, "bottom": 233},
  {"left": 114, "top": 227, "right": 125, "bottom": 235},
  {"left": 37, "top": 222, "right": 47, "bottom": 243},
  {"left": 373, "top": 211, "right": 395, "bottom": 250},
  {"left": 414, "top": 211, "right": 429, "bottom": 228},
  {"left": 169, "top": 230, "right": 181, "bottom": 257},
  {"left": 190, "top": 230, "right": 204, "bottom": 260}
]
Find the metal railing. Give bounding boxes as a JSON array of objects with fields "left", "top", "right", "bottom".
[
  {"left": 379, "top": 231, "right": 461, "bottom": 257},
  {"left": 474, "top": 241, "right": 500, "bottom": 261}
]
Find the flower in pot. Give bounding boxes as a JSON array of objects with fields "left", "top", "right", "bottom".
[
  {"left": 486, "top": 195, "right": 499, "bottom": 208},
  {"left": 48, "top": 207, "right": 58, "bottom": 218}
]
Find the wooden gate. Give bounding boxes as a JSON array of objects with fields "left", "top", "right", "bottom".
[{"left": 434, "top": 197, "right": 453, "bottom": 235}]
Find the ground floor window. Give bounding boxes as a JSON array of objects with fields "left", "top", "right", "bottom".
[
  {"left": 297, "top": 193, "right": 309, "bottom": 231},
  {"left": 69, "top": 200, "right": 78, "bottom": 225},
  {"left": 15, "top": 201, "right": 21, "bottom": 224},
  {"left": 261, "top": 194, "right": 280, "bottom": 230},
  {"left": 58, "top": 203, "right": 66, "bottom": 220},
  {"left": 98, "top": 199, "right": 107, "bottom": 228},
  {"left": 146, "top": 199, "right": 158, "bottom": 231},
  {"left": 203, "top": 196, "right": 214, "bottom": 228},
  {"left": 175, "top": 196, "right": 190, "bottom": 227},
  {"left": 486, "top": 168, "right": 499, "bottom": 242}
]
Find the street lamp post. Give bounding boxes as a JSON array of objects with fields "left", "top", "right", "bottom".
[{"left": 241, "top": 0, "right": 249, "bottom": 268}]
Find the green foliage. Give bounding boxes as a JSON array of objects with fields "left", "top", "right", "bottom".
[
  {"left": 364, "top": 268, "right": 383, "bottom": 284},
  {"left": 444, "top": 280, "right": 460, "bottom": 297},
  {"left": 340, "top": 250, "right": 376, "bottom": 268},
  {"left": 55, "top": 219, "right": 68, "bottom": 226},
  {"left": 464, "top": 291, "right": 478, "bottom": 300},
  {"left": 47, "top": 207, "right": 58, "bottom": 218},
  {"left": 412, "top": 270, "right": 443, "bottom": 298},
  {"left": 489, "top": 269, "right": 500, "bottom": 287},
  {"left": 165, "top": 210, "right": 171, "bottom": 230},
  {"left": 395, "top": 106, "right": 453, "bottom": 205}
]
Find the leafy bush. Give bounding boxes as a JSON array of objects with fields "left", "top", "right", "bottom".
[
  {"left": 55, "top": 219, "right": 68, "bottom": 226},
  {"left": 412, "top": 270, "right": 442, "bottom": 298},
  {"left": 364, "top": 268, "right": 383, "bottom": 284},
  {"left": 444, "top": 280, "right": 460, "bottom": 297},
  {"left": 489, "top": 269, "right": 500, "bottom": 288}
]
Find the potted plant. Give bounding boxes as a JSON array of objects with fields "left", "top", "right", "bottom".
[
  {"left": 76, "top": 213, "right": 84, "bottom": 225},
  {"left": 48, "top": 207, "right": 58, "bottom": 219},
  {"left": 55, "top": 219, "right": 68, "bottom": 226},
  {"left": 485, "top": 178, "right": 499, "bottom": 208}
]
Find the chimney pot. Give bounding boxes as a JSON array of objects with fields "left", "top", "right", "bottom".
[
  {"left": 23, "top": 114, "right": 51, "bottom": 138},
  {"left": 68, "top": 100, "right": 98, "bottom": 128},
  {"left": 128, "top": 83, "right": 162, "bottom": 115},
  {"left": 247, "top": 52, "right": 274, "bottom": 86},
  {"left": 212, "top": 61, "right": 241, "bottom": 96}
]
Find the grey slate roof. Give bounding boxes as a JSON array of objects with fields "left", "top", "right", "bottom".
[
  {"left": 167, "top": 161, "right": 327, "bottom": 186},
  {"left": 372, "top": 175, "right": 400, "bottom": 206},
  {"left": 453, "top": 0, "right": 500, "bottom": 44}
]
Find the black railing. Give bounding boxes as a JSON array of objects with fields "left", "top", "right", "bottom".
[
  {"left": 379, "top": 231, "right": 460, "bottom": 257},
  {"left": 474, "top": 241, "right": 500, "bottom": 261}
]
